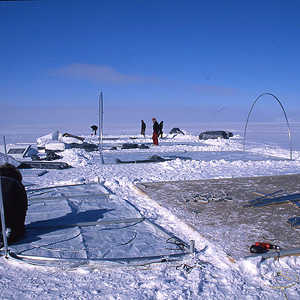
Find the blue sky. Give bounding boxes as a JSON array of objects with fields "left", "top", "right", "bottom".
[{"left": 1, "top": 0, "right": 300, "bottom": 125}]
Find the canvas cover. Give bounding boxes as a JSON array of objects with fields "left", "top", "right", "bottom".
[
  {"left": 199, "top": 130, "right": 233, "bottom": 140},
  {"left": 7, "top": 183, "right": 191, "bottom": 266}
]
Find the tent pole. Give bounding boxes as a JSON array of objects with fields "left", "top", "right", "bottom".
[
  {"left": 0, "top": 177, "right": 9, "bottom": 258},
  {"left": 243, "top": 93, "right": 292, "bottom": 160},
  {"left": 3, "top": 136, "right": 8, "bottom": 163},
  {"left": 99, "top": 92, "right": 104, "bottom": 164}
]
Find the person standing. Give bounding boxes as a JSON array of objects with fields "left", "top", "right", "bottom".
[
  {"left": 152, "top": 118, "right": 159, "bottom": 145},
  {"left": 0, "top": 163, "right": 28, "bottom": 246},
  {"left": 141, "top": 120, "right": 146, "bottom": 137},
  {"left": 158, "top": 121, "right": 164, "bottom": 138}
]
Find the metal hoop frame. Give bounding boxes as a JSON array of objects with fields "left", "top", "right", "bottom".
[{"left": 243, "top": 93, "right": 292, "bottom": 160}]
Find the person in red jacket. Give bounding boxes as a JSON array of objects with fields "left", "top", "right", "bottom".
[
  {"left": 152, "top": 118, "right": 159, "bottom": 145},
  {"left": 0, "top": 163, "right": 28, "bottom": 247}
]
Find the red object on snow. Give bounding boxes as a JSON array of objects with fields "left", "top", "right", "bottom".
[{"left": 255, "top": 242, "right": 281, "bottom": 250}]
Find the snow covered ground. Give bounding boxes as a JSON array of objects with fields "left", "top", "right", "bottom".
[{"left": 1, "top": 121, "right": 300, "bottom": 299}]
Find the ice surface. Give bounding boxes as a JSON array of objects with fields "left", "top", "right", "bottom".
[{"left": 1, "top": 122, "right": 300, "bottom": 299}]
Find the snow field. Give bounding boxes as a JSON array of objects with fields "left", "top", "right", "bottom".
[{"left": 1, "top": 123, "right": 300, "bottom": 299}]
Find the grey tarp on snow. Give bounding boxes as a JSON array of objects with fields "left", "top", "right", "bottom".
[
  {"left": 18, "top": 161, "right": 70, "bottom": 170},
  {"left": 169, "top": 128, "right": 185, "bottom": 135},
  {"left": 7, "top": 183, "right": 192, "bottom": 267},
  {"left": 99, "top": 150, "right": 283, "bottom": 165},
  {"left": 115, "top": 155, "right": 172, "bottom": 164},
  {"left": 199, "top": 131, "right": 233, "bottom": 140}
]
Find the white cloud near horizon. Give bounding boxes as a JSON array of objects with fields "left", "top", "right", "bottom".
[
  {"left": 46, "top": 63, "right": 239, "bottom": 98},
  {"left": 46, "top": 63, "right": 157, "bottom": 86}
]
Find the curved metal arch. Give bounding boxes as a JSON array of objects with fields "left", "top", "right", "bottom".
[{"left": 243, "top": 93, "right": 292, "bottom": 160}]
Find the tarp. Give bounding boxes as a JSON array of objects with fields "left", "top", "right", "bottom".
[
  {"left": 199, "top": 131, "right": 233, "bottom": 140},
  {"left": 115, "top": 155, "right": 171, "bottom": 164},
  {"left": 18, "top": 161, "right": 70, "bottom": 170},
  {"left": 7, "top": 183, "right": 191, "bottom": 266},
  {"left": 169, "top": 128, "right": 185, "bottom": 135}
]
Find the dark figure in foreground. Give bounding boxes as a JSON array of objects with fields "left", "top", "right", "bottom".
[
  {"left": 158, "top": 121, "right": 164, "bottom": 138},
  {"left": 152, "top": 118, "right": 159, "bottom": 146},
  {"left": 141, "top": 120, "right": 146, "bottom": 137},
  {"left": 0, "top": 163, "right": 28, "bottom": 246},
  {"left": 91, "top": 125, "right": 98, "bottom": 135}
]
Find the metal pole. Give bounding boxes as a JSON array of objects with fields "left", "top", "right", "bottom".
[
  {"left": 3, "top": 136, "right": 8, "bottom": 163},
  {"left": 243, "top": 93, "right": 292, "bottom": 160},
  {"left": 0, "top": 177, "right": 9, "bottom": 258},
  {"left": 99, "top": 92, "right": 104, "bottom": 164}
]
